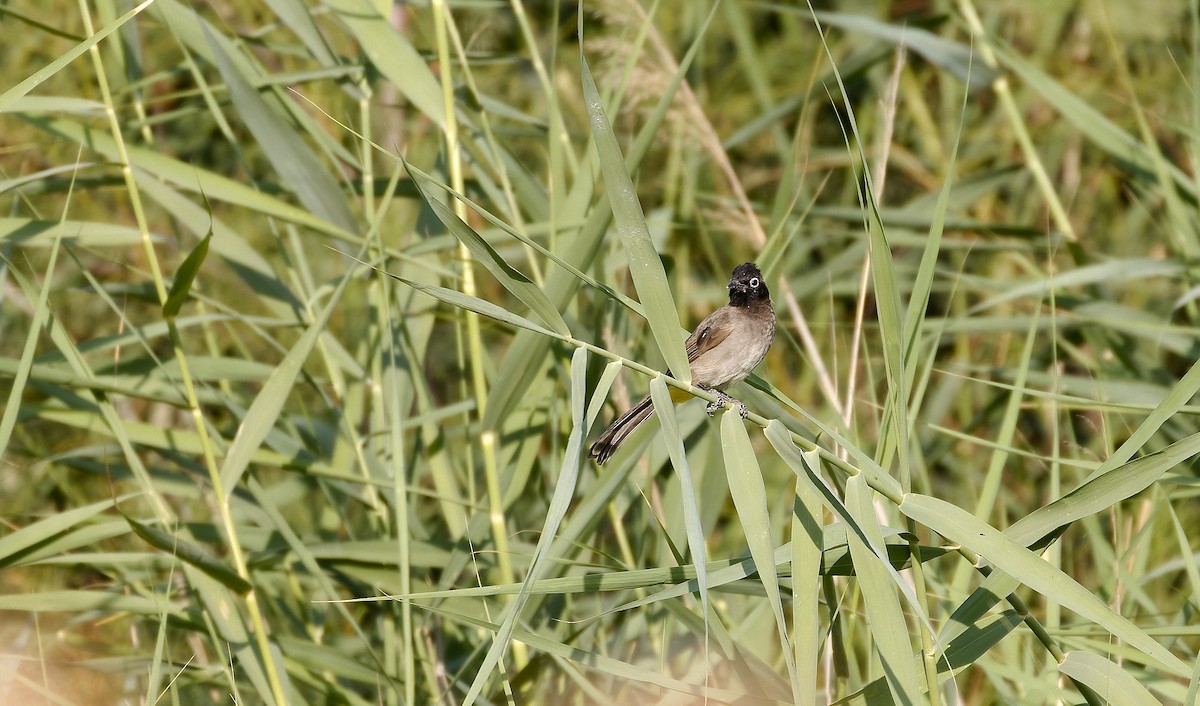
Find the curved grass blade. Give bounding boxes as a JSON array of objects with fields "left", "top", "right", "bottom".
[
  {"left": 813, "top": 11, "right": 996, "bottom": 90},
  {"left": 408, "top": 170, "right": 570, "bottom": 335},
  {"left": 204, "top": 24, "right": 357, "bottom": 234},
  {"left": 0, "top": 590, "right": 184, "bottom": 615},
  {"left": 135, "top": 174, "right": 304, "bottom": 314},
  {"left": 0, "top": 497, "right": 130, "bottom": 568},
  {"left": 0, "top": 0, "right": 155, "bottom": 112},
  {"left": 460, "top": 347, "right": 589, "bottom": 706},
  {"left": 1058, "top": 652, "right": 1163, "bottom": 706},
  {"left": 1005, "top": 429, "right": 1200, "bottom": 550},
  {"left": 720, "top": 412, "right": 798, "bottom": 698},
  {"left": 0, "top": 218, "right": 145, "bottom": 248},
  {"left": 899, "top": 493, "right": 1189, "bottom": 677},
  {"left": 844, "top": 475, "right": 921, "bottom": 705},
  {"left": 382, "top": 271, "right": 554, "bottom": 339},
  {"left": 580, "top": 52, "right": 689, "bottom": 384},
  {"left": 650, "top": 375, "right": 709, "bottom": 630},
  {"left": 833, "top": 611, "right": 1024, "bottom": 706}
]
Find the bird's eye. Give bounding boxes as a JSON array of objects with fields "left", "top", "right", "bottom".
[{"left": 749, "top": 277, "right": 760, "bottom": 288}]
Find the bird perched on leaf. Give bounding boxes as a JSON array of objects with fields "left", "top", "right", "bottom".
[{"left": 588, "top": 262, "right": 775, "bottom": 464}]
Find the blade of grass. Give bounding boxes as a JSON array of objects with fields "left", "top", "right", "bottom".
[
  {"left": 0, "top": 0, "right": 155, "bottom": 111},
  {"left": 792, "top": 449, "right": 824, "bottom": 706},
  {"left": 899, "top": 492, "right": 1190, "bottom": 677},
  {"left": 650, "top": 375, "right": 710, "bottom": 639},
  {"left": 205, "top": 25, "right": 357, "bottom": 234},
  {"left": 580, "top": 51, "right": 689, "bottom": 384},
  {"left": 844, "top": 475, "right": 921, "bottom": 705},
  {"left": 460, "top": 347, "right": 589, "bottom": 706},
  {"left": 1058, "top": 652, "right": 1163, "bottom": 706},
  {"left": 720, "top": 412, "right": 799, "bottom": 698}
]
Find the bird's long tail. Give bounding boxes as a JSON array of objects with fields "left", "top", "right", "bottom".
[{"left": 588, "top": 394, "right": 656, "bottom": 464}]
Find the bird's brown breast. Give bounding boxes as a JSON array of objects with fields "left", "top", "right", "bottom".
[{"left": 685, "top": 300, "right": 775, "bottom": 390}]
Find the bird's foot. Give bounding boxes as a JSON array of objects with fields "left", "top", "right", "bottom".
[{"left": 702, "top": 387, "right": 747, "bottom": 418}]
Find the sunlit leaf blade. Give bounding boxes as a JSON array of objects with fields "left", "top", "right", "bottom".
[
  {"left": 580, "top": 53, "right": 689, "bottom": 384},
  {"left": 720, "top": 412, "right": 798, "bottom": 698},
  {"left": 900, "top": 493, "right": 1190, "bottom": 677},
  {"left": 410, "top": 172, "right": 570, "bottom": 336},
  {"left": 0, "top": 498, "right": 123, "bottom": 568},
  {"left": 1058, "top": 652, "right": 1163, "bottom": 706},
  {"left": 844, "top": 476, "right": 921, "bottom": 704},
  {"left": 461, "top": 348, "right": 588, "bottom": 706},
  {"left": 792, "top": 449, "right": 823, "bottom": 706},
  {"left": 650, "top": 376, "right": 709, "bottom": 623}
]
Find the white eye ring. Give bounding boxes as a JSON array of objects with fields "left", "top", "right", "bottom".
[{"left": 749, "top": 277, "right": 760, "bottom": 288}]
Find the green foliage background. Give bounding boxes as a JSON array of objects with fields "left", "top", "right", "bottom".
[{"left": 2, "top": 1, "right": 1199, "bottom": 704}]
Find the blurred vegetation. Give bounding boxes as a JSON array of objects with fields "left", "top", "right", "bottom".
[{"left": 2, "top": 0, "right": 1200, "bottom": 704}]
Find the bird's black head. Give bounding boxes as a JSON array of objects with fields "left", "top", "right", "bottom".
[{"left": 727, "top": 262, "right": 769, "bottom": 307}]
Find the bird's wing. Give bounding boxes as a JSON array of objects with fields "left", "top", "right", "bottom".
[{"left": 684, "top": 308, "right": 732, "bottom": 363}]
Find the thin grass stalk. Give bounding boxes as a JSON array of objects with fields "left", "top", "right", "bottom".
[
  {"left": 74, "top": 2, "right": 172, "bottom": 523},
  {"left": 80, "top": 0, "right": 165, "bottom": 307},
  {"left": 875, "top": 43, "right": 944, "bottom": 704},
  {"left": 80, "top": 4, "right": 289, "bottom": 703},
  {"left": 429, "top": 0, "right": 522, "bottom": 675},
  {"left": 443, "top": 7, "right": 541, "bottom": 285},
  {"left": 508, "top": 0, "right": 577, "bottom": 184},
  {"left": 381, "top": 275, "right": 417, "bottom": 706},
  {"left": 354, "top": 80, "right": 389, "bottom": 529},
  {"left": 956, "top": 0, "right": 1077, "bottom": 243},
  {"left": 358, "top": 78, "right": 417, "bottom": 704}
]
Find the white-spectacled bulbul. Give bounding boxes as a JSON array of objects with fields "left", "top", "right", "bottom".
[{"left": 588, "top": 262, "right": 775, "bottom": 464}]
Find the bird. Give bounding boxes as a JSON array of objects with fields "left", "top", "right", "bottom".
[{"left": 588, "top": 262, "right": 775, "bottom": 464}]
